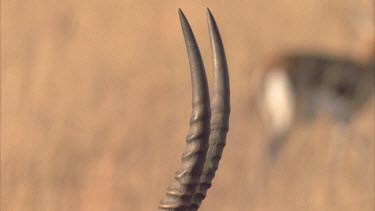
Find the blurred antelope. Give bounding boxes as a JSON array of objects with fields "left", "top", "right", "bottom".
[
  {"left": 258, "top": 25, "right": 374, "bottom": 160},
  {"left": 158, "top": 9, "right": 230, "bottom": 210}
]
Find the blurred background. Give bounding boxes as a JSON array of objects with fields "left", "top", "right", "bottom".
[{"left": 1, "top": 0, "right": 374, "bottom": 210}]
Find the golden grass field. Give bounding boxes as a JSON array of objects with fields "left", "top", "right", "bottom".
[{"left": 1, "top": 0, "right": 374, "bottom": 210}]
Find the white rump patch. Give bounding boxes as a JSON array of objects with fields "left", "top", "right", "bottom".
[{"left": 263, "top": 68, "right": 295, "bottom": 134}]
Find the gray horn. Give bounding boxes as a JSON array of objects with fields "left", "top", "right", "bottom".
[{"left": 159, "top": 8, "right": 229, "bottom": 210}]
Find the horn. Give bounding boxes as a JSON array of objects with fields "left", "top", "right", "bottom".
[
  {"left": 192, "top": 8, "right": 230, "bottom": 210},
  {"left": 158, "top": 9, "right": 211, "bottom": 210}
]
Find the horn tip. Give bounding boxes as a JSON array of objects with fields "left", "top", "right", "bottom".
[
  {"left": 206, "top": 7, "right": 212, "bottom": 15},
  {"left": 207, "top": 8, "right": 214, "bottom": 22},
  {"left": 178, "top": 8, "right": 185, "bottom": 19},
  {"left": 178, "top": 8, "right": 188, "bottom": 25}
]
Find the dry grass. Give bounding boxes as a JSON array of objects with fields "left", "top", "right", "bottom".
[{"left": 1, "top": 0, "right": 374, "bottom": 210}]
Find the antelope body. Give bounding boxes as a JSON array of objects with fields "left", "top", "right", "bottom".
[{"left": 261, "top": 50, "right": 374, "bottom": 159}]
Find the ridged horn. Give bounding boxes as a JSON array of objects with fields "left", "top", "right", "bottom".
[
  {"left": 158, "top": 9, "right": 211, "bottom": 210},
  {"left": 191, "top": 8, "right": 230, "bottom": 210}
]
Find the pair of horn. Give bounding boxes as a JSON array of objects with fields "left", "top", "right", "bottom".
[{"left": 159, "top": 8, "right": 230, "bottom": 210}]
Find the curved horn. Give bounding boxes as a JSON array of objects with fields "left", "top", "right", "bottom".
[
  {"left": 192, "top": 8, "right": 230, "bottom": 210},
  {"left": 159, "top": 9, "right": 211, "bottom": 210}
]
